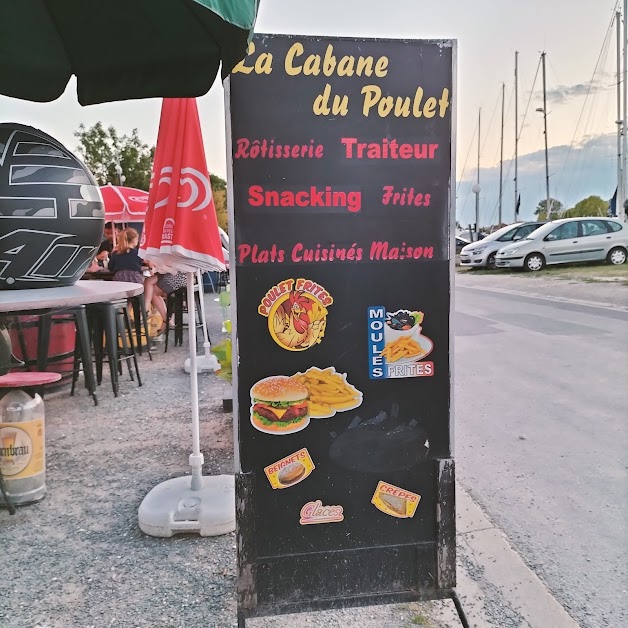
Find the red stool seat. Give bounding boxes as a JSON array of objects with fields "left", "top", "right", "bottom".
[{"left": 0, "top": 372, "right": 62, "bottom": 388}]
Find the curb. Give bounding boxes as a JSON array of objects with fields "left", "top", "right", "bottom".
[{"left": 444, "top": 485, "right": 580, "bottom": 628}]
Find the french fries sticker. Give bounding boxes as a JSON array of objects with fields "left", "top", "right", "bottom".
[
  {"left": 293, "top": 366, "right": 362, "bottom": 418},
  {"left": 367, "top": 306, "right": 435, "bottom": 379},
  {"left": 264, "top": 448, "right": 315, "bottom": 489},
  {"left": 381, "top": 336, "right": 424, "bottom": 362},
  {"left": 258, "top": 278, "right": 333, "bottom": 351},
  {"left": 371, "top": 481, "right": 421, "bottom": 519}
]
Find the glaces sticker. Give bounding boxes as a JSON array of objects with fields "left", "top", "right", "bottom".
[
  {"left": 299, "top": 500, "right": 344, "bottom": 525},
  {"left": 371, "top": 481, "right": 421, "bottom": 518},
  {"left": 258, "top": 278, "right": 333, "bottom": 351},
  {"left": 264, "top": 448, "right": 315, "bottom": 489},
  {"left": 367, "top": 306, "right": 434, "bottom": 379}
]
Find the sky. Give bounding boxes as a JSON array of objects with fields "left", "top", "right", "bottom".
[{"left": 0, "top": 0, "right": 620, "bottom": 226}]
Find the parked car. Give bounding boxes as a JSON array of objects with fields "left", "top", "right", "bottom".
[
  {"left": 458, "top": 229, "right": 487, "bottom": 242},
  {"left": 456, "top": 236, "right": 470, "bottom": 253},
  {"left": 495, "top": 217, "right": 628, "bottom": 271},
  {"left": 459, "top": 221, "right": 545, "bottom": 269}
]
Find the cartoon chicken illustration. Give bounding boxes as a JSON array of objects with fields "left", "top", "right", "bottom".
[{"left": 272, "top": 290, "right": 327, "bottom": 350}]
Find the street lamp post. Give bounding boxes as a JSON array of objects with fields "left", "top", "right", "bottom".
[{"left": 114, "top": 161, "right": 126, "bottom": 186}]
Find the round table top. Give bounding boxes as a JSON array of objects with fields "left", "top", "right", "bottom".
[
  {"left": 0, "top": 281, "right": 143, "bottom": 313},
  {"left": 0, "top": 372, "right": 62, "bottom": 387}
]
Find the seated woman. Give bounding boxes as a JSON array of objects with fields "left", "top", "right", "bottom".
[
  {"left": 143, "top": 271, "right": 187, "bottom": 336},
  {"left": 108, "top": 228, "right": 143, "bottom": 284}
]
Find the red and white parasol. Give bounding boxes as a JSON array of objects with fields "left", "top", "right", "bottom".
[
  {"left": 99, "top": 184, "right": 149, "bottom": 223},
  {"left": 140, "top": 98, "right": 225, "bottom": 274},
  {"left": 137, "top": 99, "right": 233, "bottom": 538}
]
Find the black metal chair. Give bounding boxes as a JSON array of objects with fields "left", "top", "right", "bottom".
[{"left": 88, "top": 300, "right": 142, "bottom": 397}]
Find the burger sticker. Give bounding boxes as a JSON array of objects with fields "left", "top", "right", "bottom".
[
  {"left": 249, "top": 369, "right": 362, "bottom": 435},
  {"left": 250, "top": 376, "right": 310, "bottom": 435},
  {"left": 258, "top": 278, "right": 333, "bottom": 351}
]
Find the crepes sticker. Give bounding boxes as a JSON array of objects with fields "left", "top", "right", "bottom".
[
  {"left": 371, "top": 481, "right": 421, "bottom": 518},
  {"left": 264, "top": 448, "right": 315, "bottom": 489},
  {"left": 259, "top": 278, "right": 333, "bottom": 351},
  {"left": 299, "top": 500, "right": 344, "bottom": 525}
]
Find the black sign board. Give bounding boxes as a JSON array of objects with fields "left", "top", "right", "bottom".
[{"left": 226, "top": 34, "right": 456, "bottom": 623}]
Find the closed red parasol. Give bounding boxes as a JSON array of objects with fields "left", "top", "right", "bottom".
[
  {"left": 99, "top": 185, "right": 149, "bottom": 222},
  {"left": 140, "top": 98, "right": 225, "bottom": 274}
]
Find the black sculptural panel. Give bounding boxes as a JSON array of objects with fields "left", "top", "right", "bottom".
[{"left": 0, "top": 123, "right": 105, "bottom": 290}]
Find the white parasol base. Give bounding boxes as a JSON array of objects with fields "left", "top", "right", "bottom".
[
  {"left": 138, "top": 474, "right": 235, "bottom": 537},
  {"left": 183, "top": 353, "right": 220, "bottom": 373}
]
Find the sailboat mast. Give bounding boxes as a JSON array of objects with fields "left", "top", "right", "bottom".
[
  {"left": 541, "top": 52, "right": 551, "bottom": 219},
  {"left": 617, "top": 10, "right": 623, "bottom": 217},
  {"left": 514, "top": 51, "right": 519, "bottom": 222},
  {"left": 499, "top": 83, "right": 505, "bottom": 225},
  {"left": 623, "top": 1, "right": 628, "bottom": 221},
  {"left": 475, "top": 108, "right": 481, "bottom": 239}
]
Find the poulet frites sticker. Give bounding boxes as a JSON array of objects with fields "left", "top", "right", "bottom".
[
  {"left": 249, "top": 369, "right": 363, "bottom": 435},
  {"left": 367, "top": 306, "right": 435, "bottom": 379},
  {"left": 264, "top": 448, "right": 315, "bottom": 489},
  {"left": 371, "top": 481, "right": 421, "bottom": 519},
  {"left": 258, "top": 278, "right": 333, "bottom": 351}
]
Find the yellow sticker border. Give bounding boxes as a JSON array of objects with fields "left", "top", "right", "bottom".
[
  {"left": 371, "top": 480, "right": 421, "bottom": 519},
  {"left": 264, "top": 448, "right": 315, "bottom": 489}
]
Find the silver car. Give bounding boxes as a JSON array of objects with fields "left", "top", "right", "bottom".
[
  {"left": 459, "top": 222, "right": 545, "bottom": 270},
  {"left": 495, "top": 217, "right": 628, "bottom": 271}
]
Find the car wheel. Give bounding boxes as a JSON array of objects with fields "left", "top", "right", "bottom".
[
  {"left": 524, "top": 253, "right": 545, "bottom": 272},
  {"left": 486, "top": 253, "right": 497, "bottom": 270},
  {"left": 607, "top": 246, "right": 627, "bottom": 265}
]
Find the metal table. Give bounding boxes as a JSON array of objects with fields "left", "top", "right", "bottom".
[{"left": 0, "top": 281, "right": 143, "bottom": 313}]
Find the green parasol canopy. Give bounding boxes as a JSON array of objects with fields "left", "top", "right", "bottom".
[{"left": 0, "top": 0, "right": 259, "bottom": 105}]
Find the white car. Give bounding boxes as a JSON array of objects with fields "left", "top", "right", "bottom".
[
  {"left": 496, "top": 217, "right": 628, "bottom": 271},
  {"left": 459, "top": 222, "right": 545, "bottom": 270}
]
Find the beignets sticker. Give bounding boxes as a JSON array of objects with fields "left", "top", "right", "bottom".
[
  {"left": 264, "top": 448, "right": 315, "bottom": 489},
  {"left": 371, "top": 481, "right": 421, "bottom": 518}
]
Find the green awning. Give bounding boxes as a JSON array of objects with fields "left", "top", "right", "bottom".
[{"left": 0, "top": 0, "right": 259, "bottom": 105}]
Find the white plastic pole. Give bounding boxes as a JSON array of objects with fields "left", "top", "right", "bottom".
[
  {"left": 196, "top": 269, "right": 212, "bottom": 358},
  {"left": 187, "top": 271, "right": 204, "bottom": 490}
]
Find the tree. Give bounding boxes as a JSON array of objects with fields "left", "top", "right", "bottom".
[
  {"left": 562, "top": 195, "right": 607, "bottom": 218},
  {"left": 213, "top": 188, "right": 228, "bottom": 232},
  {"left": 534, "top": 197, "right": 563, "bottom": 220},
  {"left": 74, "top": 123, "right": 155, "bottom": 190}
]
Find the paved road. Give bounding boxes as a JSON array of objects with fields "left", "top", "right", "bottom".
[{"left": 455, "top": 280, "right": 628, "bottom": 628}]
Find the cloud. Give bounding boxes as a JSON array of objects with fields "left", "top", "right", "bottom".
[
  {"left": 456, "top": 133, "right": 615, "bottom": 226},
  {"left": 542, "top": 79, "right": 609, "bottom": 104}
]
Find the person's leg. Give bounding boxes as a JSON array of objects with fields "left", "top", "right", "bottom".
[
  {"left": 152, "top": 286, "right": 168, "bottom": 331},
  {"left": 143, "top": 275, "right": 158, "bottom": 311}
]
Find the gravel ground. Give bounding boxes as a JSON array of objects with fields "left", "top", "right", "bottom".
[{"left": 0, "top": 296, "right": 459, "bottom": 628}]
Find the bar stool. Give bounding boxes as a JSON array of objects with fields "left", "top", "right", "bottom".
[
  {"left": 128, "top": 295, "right": 152, "bottom": 360},
  {"left": 164, "top": 285, "right": 203, "bottom": 352},
  {"left": 36, "top": 306, "right": 98, "bottom": 406},
  {"left": 88, "top": 300, "right": 142, "bottom": 397}
]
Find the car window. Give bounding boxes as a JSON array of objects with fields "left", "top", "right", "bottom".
[
  {"left": 605, "top": 220, "right": 623, "bottom": 233},
  {"left": 581, "top": 220, "right": 608, "bottom": 237},
  {"left": 547, "top": 222, "right": 578, "bottom": 241},
  {"left": 514, "top": 224, "right": 537, "bottom": 239},
  {"left": 497, "top": 227, "right": 519, "bottom": 242}
]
